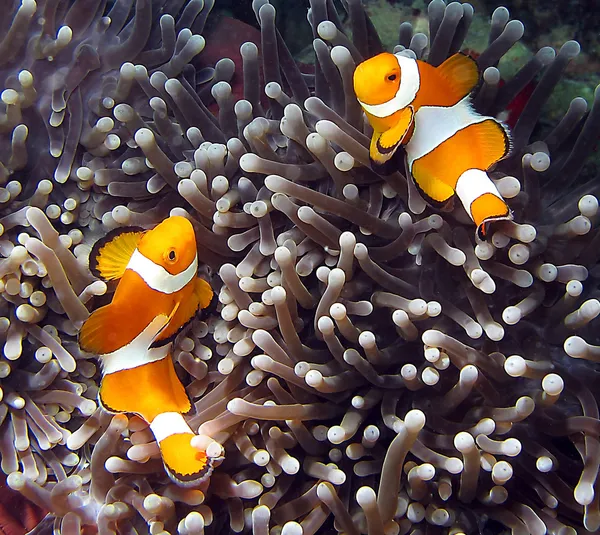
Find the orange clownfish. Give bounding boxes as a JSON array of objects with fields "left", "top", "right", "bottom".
[
  {"left": 79, "top": 216, "right": 215, "bottom": 486},
  {"left": 353, "top": 51, "right": 513, "bottom": 240}
]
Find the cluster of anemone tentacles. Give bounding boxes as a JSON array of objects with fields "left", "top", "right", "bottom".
[{"left": 0, "top": 0, "right": 600, "bottom": 534}]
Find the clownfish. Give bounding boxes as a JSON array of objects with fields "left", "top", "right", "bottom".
[
  {"left": 353, "top": 51, "right": 513, "bottom": 240},
  {"left": 79, "top": 216, "right": 215, "bottom": 486}
]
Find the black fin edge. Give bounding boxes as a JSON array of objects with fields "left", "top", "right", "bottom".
[
  {"left": 476, "top": 211, "right": 514, "bottom": 241},
  {"left": 89, "top": 226, "right": 145, "bottom": 281},
  {"left": 164, "top": 453, "right": 223, "bottom": 488},
  {"left": 150, "top": 278, "right": 215, "bottom": 349},
  {"left": 411, "top": 174, "right": 455, "bottom": 210}
]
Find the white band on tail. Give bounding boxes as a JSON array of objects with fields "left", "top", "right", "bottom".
[
  {"left": 127, "top": 249, "right": 198, "bottom": 294},
  {"left": 358, "top": 55, "right": 420, "bottom": 118},
  {"left": 101, "top": 314, "right": 173, "bottom": 374},
  {"left": 150, "top": 412, "right": 194, "bottom": 443},
  {"left": 455, "top": 169, "right": 503, "bottom": 213}
]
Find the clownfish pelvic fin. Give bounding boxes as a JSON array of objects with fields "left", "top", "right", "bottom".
[{"left": 370, "top": 106, "right": 415, "bottom": 169}]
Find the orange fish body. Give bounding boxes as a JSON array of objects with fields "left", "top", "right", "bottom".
[
  {"left": 79, "top": 216, "right": 215, "bottom": 486},
  {"left": 354, "top": 52, "right": 513, "bottom": 239}
]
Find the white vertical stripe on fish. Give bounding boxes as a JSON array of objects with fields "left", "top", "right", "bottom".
[
  {"left": 150, "top": 412, "right": 194, "bottom": 443},
  {"left": 127, "top": 249, "right": 198, "bottom": 294},
  {"left": 357, "top": 55, "right": 421, "bottom": 118},
  {"left": 455, "top": 169, "right": 505, "bottom": 213},
  {"left": 100, "top": 314, "right": 173, "bottom": 374},
  {"left": 406, "top": 96, "right": 489, "bottom": 171}
]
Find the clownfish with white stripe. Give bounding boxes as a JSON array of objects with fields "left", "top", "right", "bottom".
[
  {"left": 353, "top": 51, "right": 513, "bottom": 240},
  {"left": 79, "top": 216, "right": 216, "bottom": 487}
]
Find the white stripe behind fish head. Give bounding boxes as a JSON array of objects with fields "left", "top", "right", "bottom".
[{"left": 358, "top": 55, "right": 420, "bottom": 119}]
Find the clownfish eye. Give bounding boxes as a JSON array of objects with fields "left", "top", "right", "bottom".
[
  {"left": 387, "top": 73, "right": 397, "bottom": 81},
  {"left": 166, "top": 248, "right": 177, "bottom": 262}
]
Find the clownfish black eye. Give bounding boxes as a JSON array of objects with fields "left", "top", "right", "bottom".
[
  {"left": 167, "top": 249, "right": 177, "bottom": 261},
  {"left": 387, "top": 74, "right": 397, "bottom": 81}
]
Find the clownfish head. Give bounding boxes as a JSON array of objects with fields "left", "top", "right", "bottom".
[
  {"left": 353, "top": 52, "right": 402, "bottom": 106},
  {"left": 137, "top": 216, "right": 197, "bottom": 275}
]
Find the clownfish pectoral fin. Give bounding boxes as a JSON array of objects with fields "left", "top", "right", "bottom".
[
  {"left": 79, "top": 302, "right": 175, "bottom": 356},
  {"left": 437, "top": 53, "right": 480, "bottom": 100},
  {"left": 195, "top": 277, "right": 214, "bottom": 311},
  {"left": 154, "top": 277, "right": 213, "bottom": 343},
  {"left": 79, "top": 303, "right": 119, "bottom": 355},
  {"left": 369, "top": 106, "right": 414, "bottom": 168},
  {"left": 89, "top": 226, "right": 146, "bottom": 282},
  {"left": 151, "top": 413, "right": 220, "bottom": 487}
]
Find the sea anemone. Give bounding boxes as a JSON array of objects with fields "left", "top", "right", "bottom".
[{"left": 1, "top": 0, "right": 599, "bottom": 534}]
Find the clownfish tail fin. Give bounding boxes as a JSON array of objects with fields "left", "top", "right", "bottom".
[
  {"left": 476, "top": 205, "right": 514, "bottom": 241},
  {"left": 455, "top": 168, "right": 512, "bottom": 241},
  {"left": 151, "top": 413, "right": 219, "bottom": 488}
]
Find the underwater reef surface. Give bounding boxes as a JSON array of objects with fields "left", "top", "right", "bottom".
[{"left": 0, "top": 0, "right": 599, "bottom": 534}]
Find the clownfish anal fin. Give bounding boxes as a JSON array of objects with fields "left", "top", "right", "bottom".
[
  {"left": 412, "top": 175, "right": 455, "bottom": 210},
  {"left": 410, "top": 160, "right": 456, "bottom": 206},
  {"left": 90, "top": 226, "right": 145, "bottom": 281},
  {"left": 438, "top": 53, "right": 480, "bottom": 100},
  {"left": 98, "top": 357, "right": 192, "bottom": 421},
  {"left": 370, "top": 107, "right": 414, "bottom": 168}
]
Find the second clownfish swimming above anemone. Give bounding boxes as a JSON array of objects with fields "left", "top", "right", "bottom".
[
  {"left": 79, "top": 216, "right": 218, "bottom": 487},
  {"left": 353, "top": 51, "right": 513, "bottom": 240}
]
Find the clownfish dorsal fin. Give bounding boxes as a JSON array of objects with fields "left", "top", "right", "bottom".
[
  {"left": 470, "top": 118, "right": 511, "bottom": 166},
  {"left": 370, "top": 106, "right": 414, "bottom": 168},
  {"left": 437, "top": 53, "right": 480, "bottom": 100},
  {"left": 89, "top": 226, "right": 146, "bottom": 282}
]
